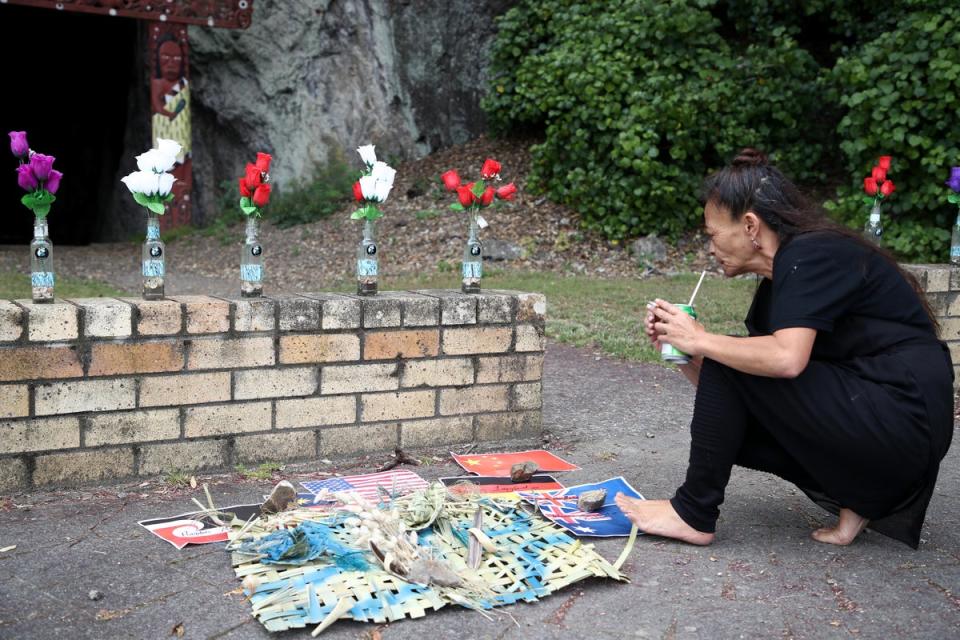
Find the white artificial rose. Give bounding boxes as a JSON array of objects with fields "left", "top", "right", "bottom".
[
  {"left": 373, "top": 179, "right": 393, "bottom": 203},
  {"left": 120, "top": 172, "right": 140, "bottom": 194},
  {"left": 157, "top": 172, "right": 176, "bottom": 196},
  {"left": 121, "top": 171, "right": 155, "bottom": 195},
  {"left": 356, "top": 144, "right": 377, "bottom": 167},
  {"left": 370, "top": 161, "right": 396, "bottom": 187},
  {"left": 359, "top": 175, "right": 379, "bottom": 201},
  {"left": 136, "top": 149, "right": 176, "bottom": 174},
  {"left": 156, "top": 138, "right": 182, "bottom": 161}
]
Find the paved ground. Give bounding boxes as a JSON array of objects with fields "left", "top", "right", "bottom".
[{"left": 1, "top": 343, "right": 958, "bottom": 639}]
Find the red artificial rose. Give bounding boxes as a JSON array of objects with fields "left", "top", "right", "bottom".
[
  {"left": 495, "top": 183, "right": 517, "bottom": 201},
  {"left": 877, "top": 156, "right": 892, "bottom": 170},
  {"left": 255, "top": 152, "right": 272, "bottom": 173},
  {"left": 480, "top": 158, "right": 501, "bottom": 180},
  {"left": 239, "top": 176, "right": 252, "bottom": 198},
  {"left": 441, "top": 169, "right": 461, "bottom": 191},
  {"left": 880, "top": 180, "right": 895, "bottom": 196},
  {"left": 480, "top": 186, "right": 495, "bottom": 206},
  {"left": 244, "top": 163, "right": 262, "bottom": 190},
  {"left": 457, "top": 185, "right": 476, "bottom": 207},
  {"left": 352, "top": 181, "right": 363, "bottom": 202},
  {"left": 252, "top": 183, "right": 271, "bottom": 208},
  {"left": 871, "top": 166, "right": 887, "bottom": 182},
  {"left": 863, "top": 177, "right": 878, "bottom": 195}
]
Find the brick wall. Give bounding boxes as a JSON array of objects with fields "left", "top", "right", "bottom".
[
  {"left": 0, "top": 290, "right": 546, "bottom": 492},
  {"left": 904, "top": 264, "right": 960, "bottom": 384}
]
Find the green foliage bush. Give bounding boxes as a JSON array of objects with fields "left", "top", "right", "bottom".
[
  {"left": 268, "top": 155, "right": 355, "bottom": 229},
  {"left": 828, "top": 11, "right": 960, "bottom": 261},
  {"left": 484, "top": 0, "right": 824, "bottom": 241},
  {"left": 485, "top": 0, "right": 960, "bottom": 262}
]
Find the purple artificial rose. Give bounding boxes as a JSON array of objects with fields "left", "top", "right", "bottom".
[
  {"left": 946, "top": 167, "right": 960, "bottom": 193},
  {"left": 29, "top": 153, "right": 55, "bottom": 181},
  {"left": 8, "top": 131, "right": 29, "bottom": 159},
  {"left": 16, "top": 164, "right": 38, "bottom": 191},
  {"left": 45, "top": 169, "right": 63, "bottom": 195}
]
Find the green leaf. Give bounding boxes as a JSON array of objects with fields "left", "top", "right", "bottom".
[
  {"left": 470, "top": 181, "right": 486, "bottom": 198},
  {"left": 21, "top": 190, "right": 56, "bottom": 218},
  {"left": 948, "top": 193, "right": 960, "bottom": 204},
  {"left": 132, "top": 191, "right": 151, "bottom": 207},
  {"left": 449, "top": 203, "right": 465, "bottom": 211},
  {"left": 146, "top": 201, "right": 167, "bottom": 215}
]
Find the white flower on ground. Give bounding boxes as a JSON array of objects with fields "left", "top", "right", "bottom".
[{"left": 357, "top": 144, "right": 377, "bottom": 167}]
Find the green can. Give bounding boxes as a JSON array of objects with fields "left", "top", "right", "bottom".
[{"left": 660, "top": 303, "right": 697, "bottom": 364}]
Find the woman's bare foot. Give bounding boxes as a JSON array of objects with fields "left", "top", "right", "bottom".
[
  {"left": 614, "top": 494, "right": 714, "bottom": 546},
  {"left": 811, "top": 508, "right": 869, "bottom": 546}
]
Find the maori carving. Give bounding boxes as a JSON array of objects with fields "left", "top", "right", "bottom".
[
  {"left": 150, "top": 21, "right": 193, "bottom": 230},
  {"left": 2, "top": 1, "right": 254, "bottom": 29}
]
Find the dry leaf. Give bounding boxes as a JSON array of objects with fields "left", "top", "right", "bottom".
[
  {"left": 95, "top": 608, "right": 130, "bottom": 621},
  {"left": 189, "top": 476, "right": 197, "bottom": 489},
  {"left": 171, "top": 622, "right": 185, "bottom": 637}
]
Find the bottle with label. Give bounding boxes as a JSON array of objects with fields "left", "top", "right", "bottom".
[
  {"left": 863, "top": 205, "right": 882, "bottom": 245},
  {"left": 142, "top": 212, "right": 165, "bottom": 299},
  {"left": 240, "top": 216, "right": 264, "bottom": 297},
  {"left": 30, "top": 215, "right": 54, "bottom": 303},
  {"left": 357, "top": 219, "right": 378, "bottom": 295},
  {"left": 461, "top": 213, "right": 482, "bottom": 293}
]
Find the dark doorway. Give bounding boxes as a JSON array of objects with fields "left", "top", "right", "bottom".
[{"left": 0, "top": 5, "right": 136, "bottom": 245}]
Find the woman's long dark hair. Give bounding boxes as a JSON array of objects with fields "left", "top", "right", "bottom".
[{"left": 701, "top": 148, "right": 938, "bottom": 331}]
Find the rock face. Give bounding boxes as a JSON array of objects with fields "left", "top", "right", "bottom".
[{"left": 185, "top": 0, "right": 515, "bottom": 226}]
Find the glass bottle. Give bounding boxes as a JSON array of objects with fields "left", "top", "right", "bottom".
[
  {"left": 357, "top": 219, "right": 378, "bottom": 295},
  {"left": 461, "top": 213, "right": 482, "bottom": 293},
  {"left": 863, "top": 204, "right": 882, "bottom": 245},
  {"left": 949, "top": 210, "right": 960, "bottom": 266},
  {"left": 30, "top": 215, "right": 54, "bottom": 303},
  {"left": 240, "top": 216, "right": 264, "bottom": 297},
  {"left": 142, "top": 212, "right": 165, "bottom": 299}
]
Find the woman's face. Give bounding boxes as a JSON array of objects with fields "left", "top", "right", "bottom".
[{"left": 703, "top": 200, "right": 754, "bottom": 277}]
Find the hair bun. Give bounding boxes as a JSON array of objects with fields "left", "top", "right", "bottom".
[{"left": 732, "top": 148, "right": 769, "bottom": 168}]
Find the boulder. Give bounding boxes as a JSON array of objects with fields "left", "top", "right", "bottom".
[{"left": 630, "top": 234, "right": 668, "bottom": 263}]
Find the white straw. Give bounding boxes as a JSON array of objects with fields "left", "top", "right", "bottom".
[{"left": 688, "top": 270, "right": 708, "bottom": 306}]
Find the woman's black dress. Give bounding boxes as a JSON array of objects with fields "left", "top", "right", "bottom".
[{"left": 670, "top": 232, "right": 954, "bottom": 547}]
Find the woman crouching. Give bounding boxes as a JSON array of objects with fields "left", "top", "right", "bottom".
[{"left": 616, "top": 149, "right": 954, "bottom": 548}]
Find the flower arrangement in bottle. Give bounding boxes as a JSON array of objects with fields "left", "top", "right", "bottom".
[
  {"left": 441, "top": 158, "right": 516, "bottom": 293},
  {"left": 350, "top": 145, "right": 396, "bottom": 296},
  {"left": 237, "top": 152, "right": 272, "bottom": 297},
  {"left": 121, "top": 139, "right": 180, "bottom": 299},
  {"left": 861, "top": 155, "right": 896, "bottom": 245},
  {"left": 8, "top": 131, "right": 63, "bottom": 303}
]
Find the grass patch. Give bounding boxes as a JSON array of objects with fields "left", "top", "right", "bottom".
[
  {"left": 0, "top": 271, "right": 130, "bottom": 300},
  {"left": 344, "top": 270, "right": 757, "bottom": 364},
  {"left": 165, "top": 471, "right": 190, "bottom": 486},
  {"left": 235, "top": 462, "right": 284, "bottom": 480}
]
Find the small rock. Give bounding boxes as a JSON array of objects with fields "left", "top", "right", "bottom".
[
  {"left": 630, "top": 234, "right": 668, "bottom": 263},
  {"left": 88, "top": 590, "right": 103, "bottom": 601},
  {"left": 511, "top": 461, "right": 538, "bottom": 483},
  {"left": 577, "top": 489, "right": 607, "bottom": 512},
  {"left": 483, "top": 238, "right": 524, "bottom": 261}
]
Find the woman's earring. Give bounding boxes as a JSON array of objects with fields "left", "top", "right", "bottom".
[{"left": 752, "top": 238, "right": 761, "bottom": 250}]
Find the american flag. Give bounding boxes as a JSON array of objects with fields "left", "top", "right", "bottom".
[{"left": 300, "top": 470, "right": 428, "bottom": 503}]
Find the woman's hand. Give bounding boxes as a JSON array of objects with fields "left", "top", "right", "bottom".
[
  {"left": 650, "top": 299, "right": 705, "bottom": 356},
  {"left": 644, "top": 302, "right": 664, "bottom": 349}
]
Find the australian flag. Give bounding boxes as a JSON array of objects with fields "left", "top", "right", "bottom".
[{"left": 519, "top": 476, "right": 644, "bottom": 537}]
